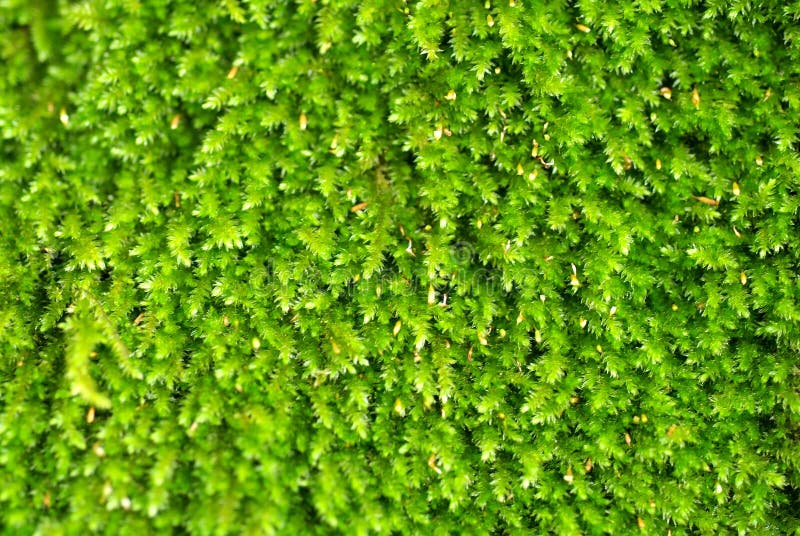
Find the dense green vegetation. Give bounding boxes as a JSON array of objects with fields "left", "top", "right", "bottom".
[{"left": 2, "top": 0, "right": 800, "bottom": 533}]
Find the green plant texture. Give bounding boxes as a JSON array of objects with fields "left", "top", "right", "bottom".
[{"left": 2, "top": 0, "right": 800, "bottom": 534}]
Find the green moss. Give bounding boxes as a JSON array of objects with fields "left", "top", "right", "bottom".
[{"left": 1, "top": 0, "right": 799, "bottom": 533}]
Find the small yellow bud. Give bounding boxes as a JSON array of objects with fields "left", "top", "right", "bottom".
[
  {"left": 660, "top": 87, "right": 672, "bottom": 100},
  {"left": 576, "top": 24, "right": 590, "bottom": 33},
  {"left": 692, "top": 87, "right": 700, "bottom": 109},
  {"left": 59, "top": 108, "right": 69, "bottom": 126},
  {"left": 740, "top": 271, "right": 748, "bottom": 285},
  {"left": 226, "top": 65, "right": 239, "bottom": 79},
  {"left": 732, "top": 182, "right": 740, "bottom": 196},
  {"left": 252, "top": 338, "right": 261, "bottom": 350},
  {"left": 428, "top": 453, "right": 442, "bottom": 474},
  {"left": 656, "top": 158, "right": 662, "bottom": 170},
  {"left": 563, "top": 467, "right": 574, "bottom": 483},
  {"left": 299, "top": 113, "right": 308, "bottom": 130},
  {"left": 487, "top": 14, "right": 495, "bottom": 27},
  {"left": 445, "top": 89, "right": 457, "bottom": 101},
  {"left": 393, "top": 320, "right": 402, "bottom": 336}
]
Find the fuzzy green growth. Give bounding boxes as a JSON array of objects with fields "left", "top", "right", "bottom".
[{"left": 1, "top": 0, "right": 800, "bottom": 534}]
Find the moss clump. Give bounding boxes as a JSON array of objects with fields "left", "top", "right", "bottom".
[{"left": 1, "top": 1, "right": 799, "bottom": 533}]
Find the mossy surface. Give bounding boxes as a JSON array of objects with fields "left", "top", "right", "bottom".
[{"left": 1, "top": 1, "right": 800, "bottom": 534}]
